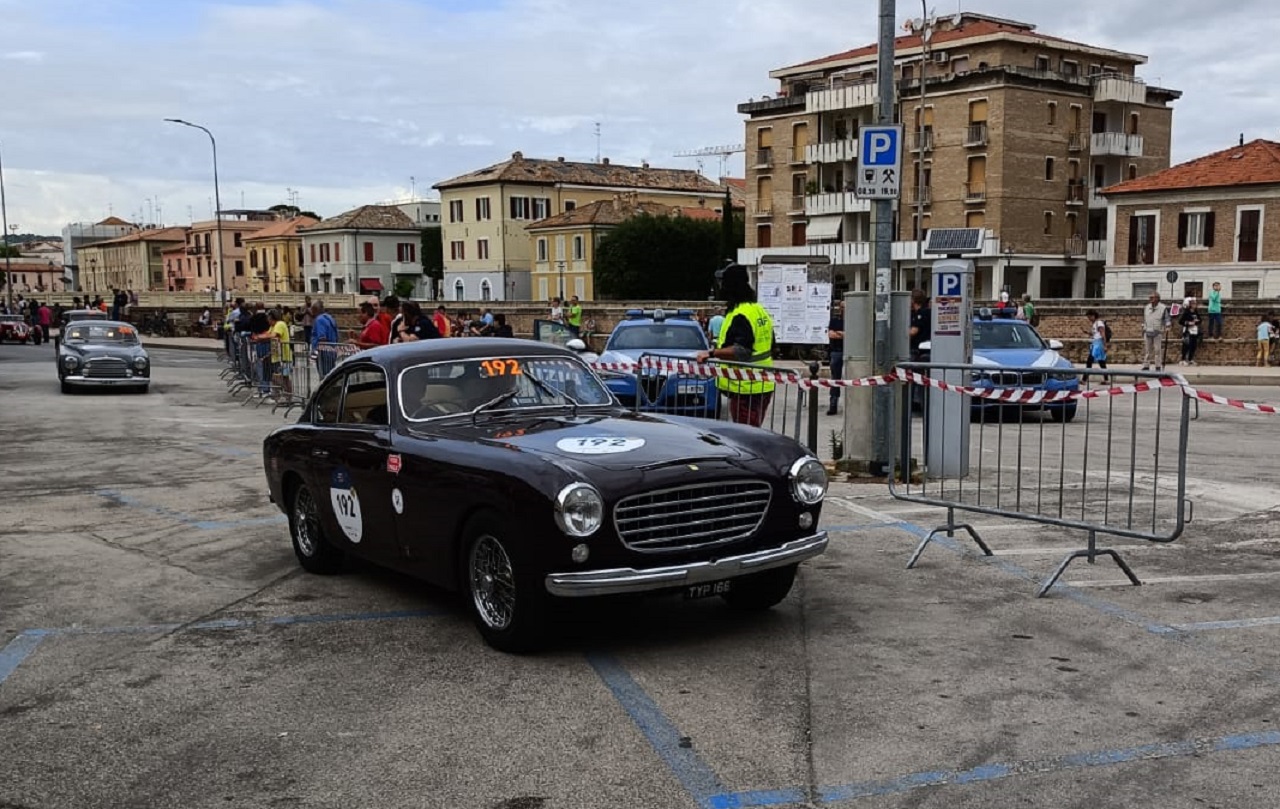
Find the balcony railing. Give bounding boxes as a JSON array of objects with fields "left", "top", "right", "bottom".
[
  {"left": 805, "top": 191, "right": 871, "bottom": 216},
  {"left": 1068, "top": 132, "right": 1086, "bottom": 152},
  {"left": 790, "top": 195, "right": 806, "bottom": 213},
  {"left": 910, "top": 128, "right": 934, "bottom": 152},
  {"left": 1093, "top": 74, "right": 1147, "bottom": 105},
  {"left": 963, "top": 182, "right": 986, "bottom": 202},
  {"left": 754, "top": 147, "right": 773, "bottom": 166},
  {"left": 1064, "top": 235, "right": 1085, "bottom": 256},
  {"left": 806, "top": 82, "right": 879, "bottom": 114},
  {"left": 753, "top": 202, "right": 773, "bottom": 217},
  {"left": 1087, "top": 239, "right": 1107, "bottom": 262},
  {"left": 805, "top": 138, "right": 858, "bottom": 164},
  {"left": 965, "top": 122, "right": 988, "bottom": 146},
  {"left": 1089, "top": 187, "right": 1107, "bottom": 208},
  {"left": 1091, "top": 131, "right": 1144, "bottom": 156},
  {"left": 788, "top": 147, "right": 806, "bottom": 164},
  {"left": 909, "top": 186, "right": 933, "bottom": 205},
  {"left": 1066, "top": 182, "right": 1086, "bottom": 205}
]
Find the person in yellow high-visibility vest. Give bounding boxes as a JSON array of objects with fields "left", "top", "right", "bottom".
[{"left": 696, "top": 263, "right": 775, "bottom": 427}]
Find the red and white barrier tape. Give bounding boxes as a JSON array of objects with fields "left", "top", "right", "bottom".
[
  {"left": 1179, "top": 384, "right": 1280, "bottom": 414},
  {"left": 586, "top": 358, "right": 1280, "bottom": 413}
]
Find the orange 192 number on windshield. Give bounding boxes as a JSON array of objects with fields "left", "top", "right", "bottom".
[{"left": 480, "top": 359, "right": 521, "bottom": 377}]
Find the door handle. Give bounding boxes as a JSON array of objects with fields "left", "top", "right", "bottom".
[{"left": 311, "top": 448, "right": 329, "bottom": 459}]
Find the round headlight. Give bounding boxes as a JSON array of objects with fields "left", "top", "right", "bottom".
[
  {"left": 789, "top": 457, "right": 828, "bottom": 505},
  {"left": 133, "top": 356, "right": 149, "bottom": 370},
  {"left": 61, "top": 355, "right": 78, "bottom": 370},
  {"left": 554, "top": 482, "right": 604, "bottom": 537}
]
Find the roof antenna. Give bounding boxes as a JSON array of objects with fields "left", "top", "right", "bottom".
[
  {"left": 595, "top": 122, "right": 601, "bottom": 164},
  {"left": 1240, "top": 133, "right": 1245, "bottom": 146}
]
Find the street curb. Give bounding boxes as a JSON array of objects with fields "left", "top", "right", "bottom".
[{"left": 141, "top": 340, "right": 223, "bottom": 354}]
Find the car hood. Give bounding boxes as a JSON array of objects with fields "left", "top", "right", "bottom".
[
  {"left": 598, "top": 347, "right": 703, "bottom": 368},
  {"left": 415, "top": 410, "right": 760, "bottom": 472},
  {"left": 973, "top": 348, "right": 1072, "bottom": 370},
  {"left": 60, "top": 342, "right": 146, "bottom": 360}
]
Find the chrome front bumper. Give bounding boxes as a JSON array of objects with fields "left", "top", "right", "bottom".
[
  {"left": 62, "top": 374, "right": 149, "bottom": 388},
  {"left": 544, "top": 532, "right": 829, "bottom": 598}
]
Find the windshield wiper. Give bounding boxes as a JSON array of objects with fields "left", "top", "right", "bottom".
[
  {"left": 521, "top": 368, "right": 579, "bottom": 416},
  {"left": 470, "top": 389, "right": 520, "bottom": 424}
]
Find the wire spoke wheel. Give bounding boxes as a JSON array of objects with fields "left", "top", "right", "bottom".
[
  {"left": 469, "top": 534, "right": 517, "bottom": 630},
  {"left": 293, "top": 486, "right": 319, "bottom": 557}
]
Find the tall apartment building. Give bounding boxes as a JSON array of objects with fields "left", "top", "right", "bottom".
[{"left": 737, "top": 12, "right": 1180, "bottom": 300}]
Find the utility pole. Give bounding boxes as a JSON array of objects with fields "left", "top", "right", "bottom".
[
  {"left": 0, "top": 143, "right": 12, "bottom": 312},
  {"left": 872, "top": 0, "right": 897, "bottom": 473}
]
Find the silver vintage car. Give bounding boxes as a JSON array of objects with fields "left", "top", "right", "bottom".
[{"left": 57, "top": 320, "right": 151, "bottom": 394}]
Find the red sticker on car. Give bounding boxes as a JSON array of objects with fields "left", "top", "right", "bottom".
[{"left": 387, "top": 454, "right": 402, "bottom": 474}]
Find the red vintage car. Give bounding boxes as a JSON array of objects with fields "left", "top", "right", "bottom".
[{"left": 0, "top": 313, "right": 32, "bottom": 344}]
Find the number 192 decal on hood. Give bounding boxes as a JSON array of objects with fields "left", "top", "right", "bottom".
[{"left": 554, "top": 436, "right": 646, "bottom": 455}]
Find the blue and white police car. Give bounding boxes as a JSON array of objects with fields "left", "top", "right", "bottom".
[
  {"left": 923, "top": 310, "right": 1081, "bottom": 422},
  {"left": 595, "top": 308, "right": 718, "bottom": 417}
]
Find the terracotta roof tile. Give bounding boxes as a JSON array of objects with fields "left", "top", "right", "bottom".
[
  {"left": 1103, "top": 140, "right": 1280, "bottom": 195},
  {"left": 301, "top": 205, "right": 416, "bottom": 232},
  {"left": 526, "top": 199, "right": 678, "bottom": 230},
  {"left": 778, "top": 16, "right": 1127, "bottom": 74},
  {"left": 435, "top": 153, "right": 724, "bottom": 194},
  {"left": 242, "top": 215, "right": 319, "bottom": 241}
]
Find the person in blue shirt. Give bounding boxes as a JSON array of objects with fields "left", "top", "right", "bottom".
[
  {"left": 309, "top": 302, "right": 340, "bottom": 377},
  {"left": 707, "top": 307, "right": 726, "bottom": 341}
]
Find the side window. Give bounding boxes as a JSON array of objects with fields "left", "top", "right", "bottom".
[
  {"left": 313, "top": 376, "right": 345, "bottom": 424},
  {"left": 340, "top": 369, "right": 389, "bottom": 426}
]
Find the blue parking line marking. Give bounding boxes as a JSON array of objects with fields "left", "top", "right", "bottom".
[
  {"left": 97, "top": 488, "right": 286, "bottom": 532},
  {"left": 587, "top": 653, "right": 726, "bottom": 807},
  {"left": 1175, "top": 615, "right": 1280, "bottom": 632},
  {"left": 706, "top": 787, "right": 806, "bottom": 808},
  {"left": 0, "top": 632, "right": 46, "bottom": 687}
]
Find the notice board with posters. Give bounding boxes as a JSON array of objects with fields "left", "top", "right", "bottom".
[{"left": 756, "top": 262, "right": 833, "bottom": 345}]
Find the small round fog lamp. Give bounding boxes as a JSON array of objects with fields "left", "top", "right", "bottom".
[
  {"left": 798, "top": 512, "right": 814, "bottom": 530},
  {"left": 571, "top": 543, "right": 590, "bottom": 563}
]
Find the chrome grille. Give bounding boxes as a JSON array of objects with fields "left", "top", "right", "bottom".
[
  {"left": 639, "top": 373, "right": 667, "bottom": 402},
  {"left": 83, "top": 358, "right": 128, "bottom": 379},
  {"left": 614, "top": 480, "right": 772, "bottom": 552}
]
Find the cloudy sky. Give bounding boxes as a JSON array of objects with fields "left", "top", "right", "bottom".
[{"left": 3, "top": 0, "right": 1278, "bottom": 235}]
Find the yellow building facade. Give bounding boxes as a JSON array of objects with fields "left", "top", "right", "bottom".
[
  {"left": 243, "top": 216, "right": 318, "bottom": 295},
  {"left": 76, "top": 227, "right": 187, "bottom": 293},
  {"left": 435, "top": 152, "right": 728, "bottom": 301}
]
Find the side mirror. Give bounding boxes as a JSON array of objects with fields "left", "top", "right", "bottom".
[
  {"left": 1048, "top": 339, "right": 1064, "bottom": 351},
  {"left": 565, "top": 338, "right": 587, "bottom": 351}
]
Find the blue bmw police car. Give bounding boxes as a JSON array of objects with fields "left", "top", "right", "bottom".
[{"left": 594, "top": 309, "right": 719, "bottom": 417}]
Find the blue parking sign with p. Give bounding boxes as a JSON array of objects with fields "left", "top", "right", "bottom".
[
  {"left": 860, "top": 127, "right": 899, "bottom": 166},
  {"left": 935, "top": 272, "right": 962, "bottom": 298}
]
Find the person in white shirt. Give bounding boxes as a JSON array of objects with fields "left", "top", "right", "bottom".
[{"left": 1086, "top": 309, "right": 1109, "bottom": 383}]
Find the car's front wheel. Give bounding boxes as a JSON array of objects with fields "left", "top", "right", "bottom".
[
  {"left": 463, "top": 512, "right": 546, "bottom": 653},
  {"left": 721, "top": 564, "right": 798, "bottom": 611},
  {"left": 290, "top": 481, "right": 344, "bottom": 574}
]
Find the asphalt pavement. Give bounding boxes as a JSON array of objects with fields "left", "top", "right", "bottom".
[{"left": 3, "top": 340, "right": 1280, "bottom": 808}]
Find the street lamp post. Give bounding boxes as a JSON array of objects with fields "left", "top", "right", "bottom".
[
  {"left": 556, "top": 259, "right": 565, "bottom": 300},
  {"left": 0, "top": 143, "right": 12, "bottom": 312},
  {"left": 165, "top": 118, "right": 225, "bottom": 305}
]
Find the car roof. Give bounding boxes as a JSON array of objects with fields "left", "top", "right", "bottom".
[
  {"left": 355, "top": 337, "right": 578, "bottom": 372},
  {"left": 614, "top": 318, "right": 701, "bottom": 327}
]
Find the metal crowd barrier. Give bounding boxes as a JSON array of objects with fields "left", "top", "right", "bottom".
[
  {"left": 889, "top": 363, "right": 1192, "bottom": 596},
  {"left": 624, "top": 354, "right": 821, "bottom": 452},
  {"left": 217, "top": 333, "right": 360, "bottom": 415}
]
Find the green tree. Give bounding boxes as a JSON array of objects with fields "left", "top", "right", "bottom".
[
  {"left": 0, "top": 244, "right": 21, "bottom": 258},
  {"left": 393, "top": 277, "right": 417, "bottom": 300},
  {"left": 269, "top": 203, "right": 321, "bottom": 220},
  {"left": 420, "top": 226, "right": 443, "bottom": 297},
  {"left": 594, "top": 213, "right": 723, "bottom": 300}
]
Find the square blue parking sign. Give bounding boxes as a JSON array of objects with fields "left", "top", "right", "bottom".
[{"left": 855, "top": 125, "right": 903, "bottom": 199}]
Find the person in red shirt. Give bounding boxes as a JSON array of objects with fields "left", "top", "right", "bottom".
[
  {"left": 355, "top": 302, "right": 389, "bottom": 348},
  {"left": 378, "top": 295, "right": 399, "bottom": 335},
  {"left": 432, "top": 304, "right": 452, "bottom": 338}
]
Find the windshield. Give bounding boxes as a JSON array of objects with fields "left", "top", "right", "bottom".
[
  {"left": 399, "top": 355, "right": 613, "bottom": 421},
  {"left": 606, "top": 323, "right": 707, "bottom": 352},
  {"left": 973, "top": 321, "right": 1046, "bottom": 350},
  {"left": 64, "top": 324, "right": 140, "bottom": 345},
  {"left": 0, "top": 315, "right": 20, "bottom": 323}
]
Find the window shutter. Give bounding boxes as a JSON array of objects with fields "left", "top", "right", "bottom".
[
  {"left": 364, "top": 242, "right": 374, "bottom": 262},
  {"left": 1177, "top": 213, "right": 1187, "bottom": 248},
  {"left": 1127, "top": 216, "right": 1139, "bottom": 264},
  {"left": 1205, "top": 212, "right": 1216, "bottom": 247}
]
